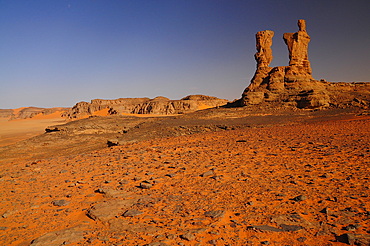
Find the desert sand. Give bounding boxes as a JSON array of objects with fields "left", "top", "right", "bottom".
[
  {"left": 0, "top": 112, "right": 65, "bottom": 147},
  {"left": 0, "top": 108, "right": 369, "bottom": 246}
]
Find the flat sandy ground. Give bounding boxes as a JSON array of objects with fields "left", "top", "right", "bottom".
[
  {"left": 0, "top": 112, "right": 66, "bottom": 147},
  {"left": 0, "top": 111, "right": 369, "bottom": 245}
]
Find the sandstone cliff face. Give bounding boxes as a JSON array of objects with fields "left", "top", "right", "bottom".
[
  {"left": 63, "top": 95, "right": 228, "bottom": 119},
  {"left": 0, "top": 109, "right": 14, "bottom": 118},
  {"left": 241, "top": 20, "right": 370, "bottom": 109}
]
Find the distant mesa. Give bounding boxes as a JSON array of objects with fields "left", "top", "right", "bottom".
[
  {"left": 240, "top": 19, "right": 370, "bottom": 109},
  {"left": 63, "top": 95, "right": 229, "bottom": 119},
  {"left": 0, "top": 107, "right": 67, "bottom": 120}
]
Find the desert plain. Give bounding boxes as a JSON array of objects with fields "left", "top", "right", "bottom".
[{"left": 0, "top": 106, "right": 370, "bottom": 246}]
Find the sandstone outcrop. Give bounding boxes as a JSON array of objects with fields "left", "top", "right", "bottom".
[
  {"left": 0, "top": 109, "right": 13, "bottom": 118},
  {"left": 241, "top": 20, "right": 370, "bottom": 109},
  {"left": 63, "top": 95, "right": 228, "bottom": 119},
  {"left": 0, "top": 107, "right": 67, "bottom": 120}
]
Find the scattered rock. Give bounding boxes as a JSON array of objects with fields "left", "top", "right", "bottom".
[
  {"left": 122, "top": 209, "right": 143, "bottom": 217},
  {"left": 343, "top": 224, "right": 360, "bottom": 231},
  {"left": 297, "top": 237, "right": 307, "bottom": 242},
  {"left": 52, "top": 200, "right": 70, "bottom": 207},
  {"left": 86, "top": 199, "right": 138, "bottom": 222},
  {"left": 30, "top": 226, "right": 85, "bottom": 246},
  {"left": 107, "top": 139, "right": 120, "bottom": 147},
  {"left": 207, "top": 239, "right": 217, "bottom": 245},
  {"left": 140, "top": 181, "right": 153, "bottom": 189},
  {"left": 249, "top": 225, "right": 283, "bottom": 232},
  {"left": 336, "top": 233, "right": 370, "bottom": 245},
  {"left": 145, "top": 243, "right": 170, "bottom": 246},
  {"left": 180, "top": 232, "right": 196, "bottom": 241},
  {"left": 293, "top": 195, "right": 307, "bottom": 202},
  {"left": 204, "top": 210, "right": 225, "bottom": 219},
  {"left": 200, "top": 170, "right": 214, "bottom": 177},
  {"left": 280, "top": 224, "right": 303, "bottom": 232},
  {"left": 94, "top": 188, "right": 122, "bottom": 198}
]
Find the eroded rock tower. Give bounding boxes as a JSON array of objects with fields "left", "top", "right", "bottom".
[{"left": 241, "top": 19, "right": 330, "bottom": 109}]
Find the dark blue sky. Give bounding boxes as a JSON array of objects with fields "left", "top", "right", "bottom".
[{"left": 1, "top": 0, "right": 370, "bottom": 108}]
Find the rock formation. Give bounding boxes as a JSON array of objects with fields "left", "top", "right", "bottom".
[
  {"left": 241, "top": 19, "right": 370, "bottom": 109},
  {"left": 63, "top": 95, "right": 228, "bottom": 119},
  {"left": 0, "top": 107, "right": 67, "bottom": 120},
  {"left": 283, "top": 20, "right": 312, "bottom": 73},
  {"left": 255, "top": 30, "right": 274, "bottom": 68}
]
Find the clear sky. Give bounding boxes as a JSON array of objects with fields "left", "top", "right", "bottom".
[{"left": 1, "top": 0, "right": 370, "bottom": 108}]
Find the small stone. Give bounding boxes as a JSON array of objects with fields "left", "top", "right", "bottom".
[
  {"left": 145, "top": 243, "right": 170, "bottom": 246},
  {"left": 140, "top": 182, "right": 153, "bottom": 189},
  {"left": 280, "top": 224, "right": 303, "bottom": 232},
  {"left": 107, "top": 139, "right": 120, "bottom": 147},
  {"left": 204, "top": 210, "right": 225, "bottom": 219},
  {"left": 250, "top": 225, "right": 283, "bottom": 232},
  {"left": 297, "top": 237, "right": 306, "bottom": 242},
  {"left": 123, "top": 209, "right": 143, "bottom": 217},
  {"left": 200, "top": 170, "right": 214, "bottom": 177},
  {"left": 2, "top": 211, "right": 12, "bottom": 218},
  {"left": 343, "top": 224, "right": 359, "bottom": 231},
  {"left": 52, "top": 200, "right": 70, "bottom": 207},
  {"left": 180, "top": 232, "right": 195, "bottom": 241},
  {"left": 207, "top": 239, "right": 217, "bottom": 245},
  {"left": 336, "top": 233, "right": 370, "bottom": 245},
  {"left": 293, "top": 195, "right": 307, "bottom": 202}
]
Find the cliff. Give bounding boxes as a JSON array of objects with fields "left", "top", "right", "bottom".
[
  {"left": 63, "top": 95, "right": 229, "bottom": 119},
  {"left": 0, "top": 107, "right": 67, "bottom": 120}
]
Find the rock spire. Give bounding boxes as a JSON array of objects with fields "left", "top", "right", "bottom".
[
  {"left": 283, "top": 19, "right": 312, "bottom": 75},
  {"left": 255, "top": 30, "right": 274, "bottom": 68},
  {"left": 241, "top": 19, "right": 329, "bottom": 108}
]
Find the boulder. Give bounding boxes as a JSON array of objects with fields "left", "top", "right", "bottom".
[{"left": 30, "top": 226, "right": 85, "bottom": 246}]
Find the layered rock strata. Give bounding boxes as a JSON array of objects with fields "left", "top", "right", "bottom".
[
  {"left": 241, "top": 20, "right": 370, "bottom": 109},
  {"left": 63, "top": 95, "right": 228, "bottom": 119}
]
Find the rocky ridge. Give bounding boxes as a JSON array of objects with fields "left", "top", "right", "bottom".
[
  {"left": 240, "top": 19, "right": 370, "bottom": 109},
  {"left": 0, "top": 107, "right": 67, "bottom": 120},
  {"left": 63, "top": 95, "right": 228, "bottom": 119}
]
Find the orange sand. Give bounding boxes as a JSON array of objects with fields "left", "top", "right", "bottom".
[{"left": 0, "top": 112, "right": 65, "bottom": 147}]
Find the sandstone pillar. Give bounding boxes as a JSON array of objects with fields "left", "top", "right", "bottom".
[
  {"left": 255, "top": 30, "right": 274, "bottom": 68},
  {"left": 283, "top": 19, "right": 312, "bottom": 74}
]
